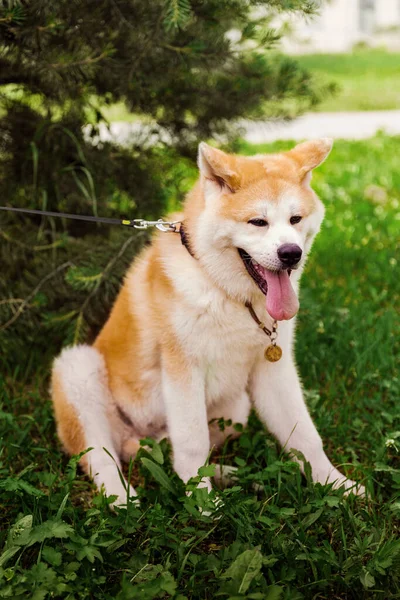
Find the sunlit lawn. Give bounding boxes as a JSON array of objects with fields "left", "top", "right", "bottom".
[{"left": 297, "top": 49, "right": 400, "bottom": 111}]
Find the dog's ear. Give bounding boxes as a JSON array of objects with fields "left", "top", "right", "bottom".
[
  {"left": 288, "top": 138, "right": 333, "bottom": 185},
  {"left": 198, "top": 142, "right": 240, "bottom": 193}
]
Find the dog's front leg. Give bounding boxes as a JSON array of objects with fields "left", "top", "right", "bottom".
[
  {"left": 251, "top": 356, "right": 363, "bottom": 493},
  {"left": 162, "top": 353, "right": 211, "bottom": 490}
]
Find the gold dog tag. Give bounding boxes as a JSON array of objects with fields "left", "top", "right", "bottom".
[{"left": 264, "top": 344, "right": 282, "bottom": 362}]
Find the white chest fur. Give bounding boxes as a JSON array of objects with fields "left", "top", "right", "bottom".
[{"left": 171, "top": 288, "right": 288, "bottom": 405}]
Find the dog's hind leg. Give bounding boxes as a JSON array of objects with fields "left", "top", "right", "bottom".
[{"left": 51, "top": 345, "right": 135, "bottom": 505}]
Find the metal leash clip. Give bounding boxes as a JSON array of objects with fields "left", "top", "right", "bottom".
[{"left": 132, "top": 219, "right": 181, "bottom": 232}]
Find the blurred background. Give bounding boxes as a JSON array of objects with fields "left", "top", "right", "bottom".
[{"left": 283, "top": 0, "right": 400, "bottom": 53}]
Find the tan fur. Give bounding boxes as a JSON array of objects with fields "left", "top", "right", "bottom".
[
  {"left": 93, "top": 243, "right": 191, "bottom": 404},
  {"left": 51, "top": 372, "right": 88, "bottom": 470}
]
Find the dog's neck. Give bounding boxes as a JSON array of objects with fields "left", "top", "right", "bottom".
[{"left": 179, "top": 180, "right": 205, "bottom": 258}]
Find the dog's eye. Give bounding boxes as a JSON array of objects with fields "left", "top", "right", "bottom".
[
  {"left": 290, "top": 215, "right": 302, "bottom": 225},
  {"left": 248, "top": 218, "right": 268, "bottom": 227}
]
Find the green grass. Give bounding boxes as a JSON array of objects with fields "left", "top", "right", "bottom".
[
  {"left": 1, "top": 135, "right": 400, "bottom": 599},
  {"left": 296, "top": 49, "right": 400, "bottom": 111}
]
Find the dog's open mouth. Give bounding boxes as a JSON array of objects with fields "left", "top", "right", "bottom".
[{"left": 238, "top": 248, "right": 299, "bottom": 321}]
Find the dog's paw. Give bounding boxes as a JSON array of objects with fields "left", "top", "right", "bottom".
[
  {"left": 334, "top": 477, "right": 366, "bottom": 497},
  {"left": 212, "top": 464, "right": 267, "bottom": 494},
  {"left": 110, "top": 491, "right": 140, "bottom": 509},
  {"left": 186, "top": 475, "right": 213, "bottom": 494},
  {"left": 198, "top": 495, "right": 224, "bottom": 519},
  {"left": 318, "top": 466, "right": 366, "bottom": 497},
  {"left": 100, "top": 479, "right": 139, "bottom": 509},
  {"left": 185, "top": 476, "right": 223, "bottom": 518},
  {"left": 212, "top": 464, "right": 239, "bottom": 489}
]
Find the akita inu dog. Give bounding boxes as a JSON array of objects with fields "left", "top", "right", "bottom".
[{"left": 51, "top": 139, "right": 364, "bottom": 503}]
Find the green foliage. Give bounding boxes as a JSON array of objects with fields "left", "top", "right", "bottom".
[
  {"left": 65, "top": 265, "right": 104, "bottom": 292},
  {"left": 219, "top": 548, "right": 263, "bottom": 595},
  {"left": 163, "top": 0, "right": 193, "bottom": 31},
  {"left": 0, "top": 136, "right": 400, "bottom": 598},
  {"left": 141, "top": 458, "right": 178, "bottom": 495}
]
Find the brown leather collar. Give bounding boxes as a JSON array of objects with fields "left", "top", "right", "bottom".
[{"left": 179, "top": 222, "right": 196, "bottom": 259}]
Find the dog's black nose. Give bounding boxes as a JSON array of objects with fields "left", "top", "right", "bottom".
[{"left": 277, "top": 243, "right": 302, "bottom": 267}]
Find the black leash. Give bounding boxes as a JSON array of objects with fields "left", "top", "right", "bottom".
[
  {"left": 0, "top": 206, "right": 134, "bottom": 227},
  {"left": 0, "top": 204, "right": 197, "bottom": 255},
  {"left": 0, "top": 206, "right": 180, "bottom": 232}
]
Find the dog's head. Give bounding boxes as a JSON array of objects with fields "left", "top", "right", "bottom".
[{"left": 186, "top": 139, "right": 332, "bottom": 321}]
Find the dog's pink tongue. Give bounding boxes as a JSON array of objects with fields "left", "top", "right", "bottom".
[{"left": 263, "top": 269, "right": 299, "bottom": 321}]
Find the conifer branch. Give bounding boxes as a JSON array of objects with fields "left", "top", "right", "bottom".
[
  {"left": 0, "top": 298, "right": 25, "bottom": 306},
  {"left": 0, "top": 261, "right": 72, "bottom": 332},
  {"left": 161, "top": 44, "right": 192, "bottom": 54},
  {"left": 0, "top": 230, "right": 65, "bottom": 252},
  {"left": 49, "top": 51, "right": 110, "bottom": 70},
  {"left": 73, "top": 235, "right": 140, "bottom": 342}
]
